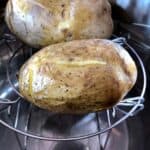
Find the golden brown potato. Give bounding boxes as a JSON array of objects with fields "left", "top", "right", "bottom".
[
  {"left": 5, "top": 0, "right": 113, "bottom": 48},
  {"left": 19, "top": 39, "right": 137, "bottom": 113}
]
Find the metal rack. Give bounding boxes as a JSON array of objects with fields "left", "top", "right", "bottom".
[{"left": 0, "top": 25, "right": 147, "bottom": 149}]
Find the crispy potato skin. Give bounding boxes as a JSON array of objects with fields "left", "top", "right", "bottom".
[
  {"left": 5, "top": 0, "right": 113, "bottom": 48},
  {"left": 19, "top": 39, "right": 137, "bottom": 113}
]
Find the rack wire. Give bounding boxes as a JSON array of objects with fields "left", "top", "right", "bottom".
[{"left": 0, "top": 29, "right": 147, "bottom": 146}]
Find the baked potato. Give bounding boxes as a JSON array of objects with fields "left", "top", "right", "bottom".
[
  {"left": 5, "top": 0, "right": 113, "bottom": 48},
  {"left": 19, "top": 39, "right": 137, "bottom": 114}
]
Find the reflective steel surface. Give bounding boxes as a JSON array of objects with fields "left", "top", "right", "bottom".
[
  {"left": 111, "top": 0, "right": 150, "bottom": 24},
  {"left": 0, "top": 120, "right": 128, "bottom": 150},
  {"left": 111, "top": 1, "right": 150, "bottom": 150}
]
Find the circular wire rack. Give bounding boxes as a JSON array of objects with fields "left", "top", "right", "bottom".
[{"left": 0, "top": 28, "right": 147, "bottom": 142}]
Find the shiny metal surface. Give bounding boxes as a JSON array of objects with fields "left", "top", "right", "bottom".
[
  {"left": 111, "top": 1, "right": 150, "bottom": 150},
  {"left": 111, "top": 0, "right": 150, "bottom": 24},
  {"left": 0, "top": 120, "right": 129, "bottom": 150}
]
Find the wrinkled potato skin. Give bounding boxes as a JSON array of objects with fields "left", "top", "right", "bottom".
[
  {"left": 19, "top": 39, "right": 137, "bottom": 114},
  {"left": 5, "top": 0, "right": 113, "bottom": 48}
]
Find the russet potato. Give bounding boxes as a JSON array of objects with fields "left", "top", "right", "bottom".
[
  {"left": 5, "top": 0, "right": 113, "bottom": 48},
  {"left": 19, "top": 39, "right": 137, "bottom": 113}
]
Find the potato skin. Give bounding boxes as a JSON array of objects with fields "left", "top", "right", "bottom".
[
  {"left": 19, "top": 39, "right": 137, "bottom": 113},
  {"left": 5, "top": 0, "right": 113, "bottom": 48}
]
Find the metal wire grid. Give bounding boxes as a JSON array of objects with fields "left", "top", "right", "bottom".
[{"left": 0, "top": 33, "right": 147, "bottom": 146}]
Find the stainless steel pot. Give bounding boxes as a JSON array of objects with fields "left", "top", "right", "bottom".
[{"left": 0, "top": 0, "right": 150, "bottom": 150}]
